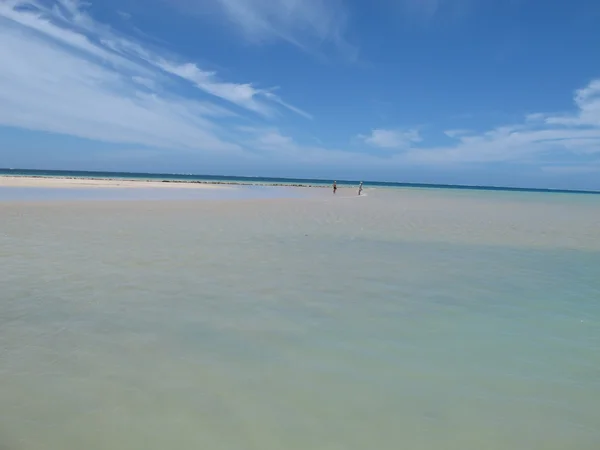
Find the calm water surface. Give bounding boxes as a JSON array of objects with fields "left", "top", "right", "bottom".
[
  {"left": 1, "top": 189, "right": 599, "bottom": 449},
  {"left": 0, "top": 185, "right": 308, "bottom": 202}
]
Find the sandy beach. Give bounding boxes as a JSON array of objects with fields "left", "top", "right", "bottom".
[
  {"left": 0, "top": 174, "right": 340, "bottom": 189},
  {"left": 0, "top": 175, "right": 231, "bottom": 189}
]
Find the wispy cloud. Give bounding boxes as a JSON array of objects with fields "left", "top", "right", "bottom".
[
  {"left": 156, "top": 61, "right": 275, "bottom": 117},
  {"left": 401, "top": 0, "right": 443, "bottom": 20},
  {"left": 131, "top": 76, "right": 158, "bottom": 91},
  {"left": 174, "top": 0, "right": 357, "bottom": 59},
  {"left": 154, "top": 61, "right": 312, "bottom": 118},
  {"left": 0, "top": 0, "right": 308, "bottom": 152},
  {"left": 396, "top": 0, "right": 480, "bottom": 25},
  {"left": 404, "top": 80, "right": 600, "bottom": 164},
  {"left": 358, "top": 128, "right": 422, "bottom": 150},
  {"left": 443, "top": 129, "right": 471, "bottom": 138},
  {"left": 264, "top": 92, "right": 314, "bottom": 120},
  {"left": 242, "top": 127, "right": 375, "bottom": 165},
  {"left": 339, "top": 78, "right": 600, "bottom": 171},
  {"left": 0, "top": 36, "right": 234, "bottom": 151},
  {"left": 117, "top": 10, "right": 132, "bottom": 20}
]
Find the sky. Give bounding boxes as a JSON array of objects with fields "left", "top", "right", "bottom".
[{"left": 1, "top": 0, "right": 600, "bottom": 189}]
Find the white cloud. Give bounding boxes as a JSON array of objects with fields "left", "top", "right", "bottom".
[
  {"left": 255, "top": 130, "right": 296, "bottom": 148},
  {"left": 94, "top": 22, "right": 311, "bottom": 118},
  {"left": 443, "top": 129, "right": 471, "bottom": 138},
  {"left": 0, "top": 22, "right": 237, "bottom": 151},
  {"left": 244, "top": 76, "right": 600, "bottom": 170},
  {"left": 131, "top": 76, "right": 158, "bottom": 91},
  {"left": 403, "top": 79, "right": 600, "bottom": 164},
  {"left": 0, "top": 0, "right": 308, "bottom": 153},
  {"left": 155, "top": 61, "right": 276, "bottom": 117},
  {"left": 243, "top": 128, "right": 388, "bottom": 169},
  {"left": 359, "top": 128, "right": 422, "bottom": 150},
  {"left": 545, "top": 79, "right": 600, "bottom": 127},
  {"left": 264, "top": 92, "right": 313, "bottom": 120},
  {"left": 235, "top": 78, "right": 600, "bottom": 186},
  {"left": 0, "top": 0, "right": 137, "bottom": 72}
]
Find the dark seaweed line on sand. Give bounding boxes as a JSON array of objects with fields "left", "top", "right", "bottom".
[{"left": 1, "top": 175, "right": 330, "bottom": 188}]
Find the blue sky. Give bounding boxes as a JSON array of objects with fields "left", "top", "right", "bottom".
[{"left": 1, "top": 0, "right": 600, "bottom": 189}]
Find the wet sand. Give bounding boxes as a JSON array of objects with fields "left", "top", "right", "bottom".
[{"left": 0, "top": 175, "right": 231, "bottom": 189}]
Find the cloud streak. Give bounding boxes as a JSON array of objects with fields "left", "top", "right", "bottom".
[
  {"left": 155, "top": 61, "right": 312, "bottom": 119},
  {"left": 245, "top": 128, "right": 383, "bottom": 168},
  {"left": 172, "top": 0, "right": 357, "bottom": 59},
  {"left": 0, "top": 22, "right": 236, "bottom": 151},
  {"left": 359, "top": 128, "right": 422, "bottom": 150},
  {"left": 0, "top": 0, "right": 308, "bottom": 153},
  {"left": 397, "top": 0, "right": 478, "bottom": 24}
]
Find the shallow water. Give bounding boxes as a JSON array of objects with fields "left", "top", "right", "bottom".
[
  {"left": 0, "top": 185, "right": 308, "bottom": 202},
  {"left": 1, "top": 189, "right": 599, "bottom": 449}
]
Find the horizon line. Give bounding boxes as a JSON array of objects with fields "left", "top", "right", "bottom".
[{"left": 1, "top": 167, "right": 599, "bottom": 195}]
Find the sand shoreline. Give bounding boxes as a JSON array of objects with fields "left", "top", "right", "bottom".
[
  {"left": 0, "top": 175, "right": 232, "bottom": 189},
  {"left": 0, "top": 175, "right": 332, "bottom": 189}
]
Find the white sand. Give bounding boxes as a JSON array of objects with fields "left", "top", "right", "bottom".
[{"left": 0, "top": 175, "right": 229, "bottom": 189}]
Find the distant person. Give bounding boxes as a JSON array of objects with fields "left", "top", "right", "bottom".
[
  {"left": 333, "top": 181, "right": 337, "bottom": 194},
  {"left": 358, "top": 182, "right": 363, "bottom": 196}
]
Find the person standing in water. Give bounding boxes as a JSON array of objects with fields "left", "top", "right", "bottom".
[
  {"left": 333, "top": 181, "right": 337, "bottom": 194},
  {"left": 358, "top": 182, "right": 363, "bottom": 196}
]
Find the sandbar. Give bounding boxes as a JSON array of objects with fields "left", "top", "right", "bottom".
[{"left": 0, "top": 175, "right": 231, "bottom": 189}]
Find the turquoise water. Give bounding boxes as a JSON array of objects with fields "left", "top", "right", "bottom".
[{"left": 1, "top": 189, "right": 599, "bottom": 449}]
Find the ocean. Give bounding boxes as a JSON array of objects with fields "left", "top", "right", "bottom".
[
  {"left": 2, "top": 168, "right": 599, "bottom": 193},
  {"left": 1, "top": 178, "right": 599, "bottom": 449}
]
